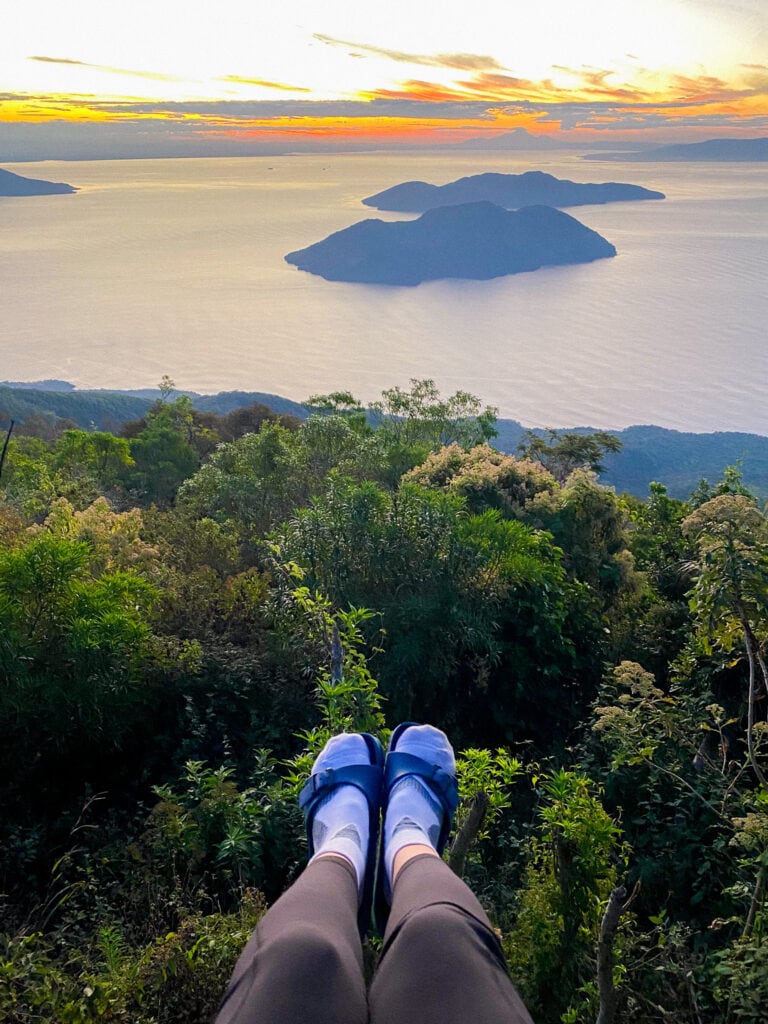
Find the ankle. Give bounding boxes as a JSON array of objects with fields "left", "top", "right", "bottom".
[{"left": 392, "top": 843, "right": 438, "bottom": 886}]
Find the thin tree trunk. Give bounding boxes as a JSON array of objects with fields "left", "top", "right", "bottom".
[
  {"left": 738, "top": 611, "right": 767, "bottom": 787},
  {"left": 448, "top": 791, "right": 489, "bottom": 878},
  {"left": 742, "top": 866, "right": 765, "bottom": 940},
  {"left": 0, "top": 419, "right": 13, "bottom": 481},
  {"left": 595, "top": 885, "right": 627, "bottom": 1024}
]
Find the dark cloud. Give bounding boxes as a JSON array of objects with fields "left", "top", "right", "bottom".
[
  {"left": 29, "top": 56, "right": 87, "bottom": 66},
  {"left": 58, "top": 96, "right": 496, "bottom": 120},
  {"left": 313, "top": 34, "right": 504, "bottom": 71}
]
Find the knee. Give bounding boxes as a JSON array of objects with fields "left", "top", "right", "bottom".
[
  {"left": 267, "top": 922, "right": 348, "bottom": 977},
  {"left": 397, "top": 903, "right": 467, "bottom": 955}
]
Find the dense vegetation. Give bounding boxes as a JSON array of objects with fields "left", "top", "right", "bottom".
[
  {"left": 1, "top": 380, "right": 767, "bottom": 1023},
  {"left": 3, "top": 378, "right": 768, "bottom": 499}
]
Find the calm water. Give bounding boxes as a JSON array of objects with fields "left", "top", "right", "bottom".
[{"left": 0, "top": 152, "right": 766, "bottom": 433}]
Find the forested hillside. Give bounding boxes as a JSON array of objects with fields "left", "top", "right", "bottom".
[
  {"left": 1, "top": 381, "right": 767, "bottom": 1023},
  {"left": 3, "top": 379, "right": 768, "bottom": 498}
]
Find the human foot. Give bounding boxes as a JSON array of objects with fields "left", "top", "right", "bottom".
[
  {"left": 299, "top": 732, "right": 384, "bottom": 930},
  {"left": 380, "top": 723, "right": 459, "bottom": 899}
]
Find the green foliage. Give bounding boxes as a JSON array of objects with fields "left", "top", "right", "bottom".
[
  {"left": 403, "top": 442, "right": 559, "bottom": 520},
  {"left": 3, "top": 380, "right": 768, "bottom": 1022},
  {"left": 455, "top": 747, "right": 524, "bottom": 841},
  {"left": 1, "top": 431, "right": 134, "bottom": 518},
  {"left": 145, "top": 759, "right": 274, "bottom": 897},
  {"left": 682, "top": 494, "right": 768, "bottom": 650},
  {"left": 689, "top": 463, "right": 758, "bottom": 509},
  {"left": 1, "top": 896, "right": 266, "bottom": 1024},
  {"left": 271, "top": 478, "right": 582, "bottom": 745},
  {"left": 276, "top": 583, "right": 387, "bottom": 767},
  {"left": 370, "top": 378, "right": 498, "bottom": 450},
  {"left": 625, "top": 482, "right": 692, "bottom": 594},
  {"left": 0, "top": 530, "right": 157, "bottom": 755},
  {"left": 0, "top": 435, "right": 58, "bottom": 517},
  {"left": 119, "top": 394, "right": 207, "bottom": 505},
  {"left": 591, "top": 661, "right": 740, "bottom": 919},
  {"left": 505, "top": 769, "right": 625, "bottom": 1023},
  {"left": 517, "top": 428, "right": 622, "bottom": 483},
  {"left": 54, "top": 430, "right": 134, "bottom": 489},
  {"left": 177, "top": 416, "right": 387, "bottom": 538}
]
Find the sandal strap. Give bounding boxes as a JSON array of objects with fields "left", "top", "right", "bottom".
[
  {"left": 384, "top": 751, "right": 459, "bottom": 816},
  {"left": 299, "top": 762, "right": 383, "bottom": 811}
]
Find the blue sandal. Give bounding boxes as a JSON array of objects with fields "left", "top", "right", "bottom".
[
  {"left": 299, "top": 732, "right": 385, "bottom": 935},
  {"left": 374, "top": 722, "right": 459, "bottom": 934}
]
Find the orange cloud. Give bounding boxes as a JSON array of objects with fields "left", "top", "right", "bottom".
[{"left": 3, "top": 57, "right": 766, "bottom": 154}]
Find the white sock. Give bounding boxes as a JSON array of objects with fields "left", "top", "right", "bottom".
[
  {"left": 307, "top": 735, "right": 371, "bottom": 895},
  {"left": 382, "top": 725, "right": 455, "bottom": 894},
  {"left": 383, "top": 776, "right": 443, "bottom": 888}
]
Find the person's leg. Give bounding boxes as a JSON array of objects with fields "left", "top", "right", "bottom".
[
  {"left": 216, "top": 854, "right": 367, "bottom": 1024},
  {"left": 216, "top": 732, "right": 384, "bottom": 1024},
  {"left": 369, "top": 724, "right": 533, "bottom": 1024},
  {"left": 369, "top": 851, "right": 533, "bottom": 1024}
]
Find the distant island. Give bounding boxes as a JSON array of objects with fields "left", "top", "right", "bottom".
[
  {"left": 583, "top": 137, "right": 768, "bottom": 162},
  {"left": 456, "top": 129, "right": 563, "bottom": 151},
  {"left": 362, "top": 171, "right": 665, "bottom": 213},
  {"left": 285, "top": 201, "right": 616, "bottom": 286},
  {"left": 0, "top": 167, "right": 77, "bottom": 196}
]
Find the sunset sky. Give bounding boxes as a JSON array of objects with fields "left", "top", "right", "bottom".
[{"left": 2, "top": 0, "right": 767, "bottom": 157}]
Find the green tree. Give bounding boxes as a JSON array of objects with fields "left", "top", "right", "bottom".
[
  {"left": 505, "top": 769, "right": 625, "bottom": 1023},
  {"left": 0, "top": 435, "right": 57, "bottom": 518},
  {"left": 517, "top": 428, "right": 622, "bottom": 484},
  {"left": 178, "top": 415, "right": 389, "bottom": 539},
  {"left": 0, "top": 532, "right": 158, "bottom": 761},
  {"left": 53, "top": 429, "right": 134, "bottom": 491},
  {"left": 403, "top": 443, "right": 559, "bottom": 521},
  {"left": 370, "top": 379, "right": 498, "bottom": 448},
  {"left": 271, "top": 477, "right": 582, "bottom": 745},
  {"left": 125, "top": 397, "right": 200, "bottom": 504},
  {"left": 368, "top": 379, "right": 497, "bottom": 481},
  {"left": 682, "top": 494, "right": 768, "bottom": 785}
]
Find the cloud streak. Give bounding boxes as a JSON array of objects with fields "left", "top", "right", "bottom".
[
  {"left": 218, "top": 75, "right": 311, "bottom": 93},
  {"left": 29, "top": 55, "right": 182, "bottom": 83},
  {"left": 313, "top": 34, "right": 505, "bottom": 72}
]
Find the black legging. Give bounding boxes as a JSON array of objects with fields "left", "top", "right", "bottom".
[{"left": 215, "top": 853, "right": 533, "bottom": 1024}]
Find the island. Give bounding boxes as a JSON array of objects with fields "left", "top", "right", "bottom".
[
  {"left": 285, "top": 201, "right": 616, "bottom": 286},
  {"left": 0, "top": 167, "right": 77, "bottom": 196},
  {"left": 362, "top": 170, "right": 664, "bottom": 213},
  {"left": 583, "top": 137, "right": 768, "bottom": 162}
]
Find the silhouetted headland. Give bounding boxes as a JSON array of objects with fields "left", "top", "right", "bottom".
[
  {"left": 285, "top": 201, "right": 616, "bottom": 285},
  {"left": 0, "top": 167, "right": 77, "bottom": 196},
  {"left": 362, "top": 171, "right": 664, "bottom": 212}
]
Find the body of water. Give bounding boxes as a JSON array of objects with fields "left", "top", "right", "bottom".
[{"left": 0, "top": 151, "right": 766, "bottom": 433}]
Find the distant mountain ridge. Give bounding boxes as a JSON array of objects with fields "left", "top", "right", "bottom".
[
  {"left": 0, "top": 167, "right": 77, "bottom": 196},
  {"left": 285, "top": 201, "right": 616, "bottom": 285},
  {"left": 362, "top": 171, "right": 665, "bottom": 212},
  {"left": 455, "top": 129, "right": 563, "bottom": 151},
  {"left": 2, "top": 382, "right": 767, "bottom": 499},
  {"left": 583, "top": 137, "right": 768, "bottom": 162}
]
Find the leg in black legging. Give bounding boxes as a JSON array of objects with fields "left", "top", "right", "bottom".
[
  {"left": 369, "top": 853, "right": 534, "bottom": 1024},
  {"left": 215, "top": 855, "right": 367, "bottom": 1024}
]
